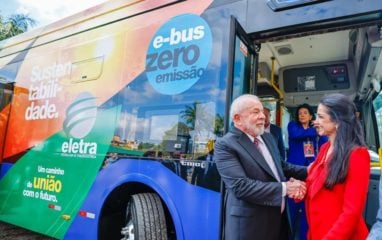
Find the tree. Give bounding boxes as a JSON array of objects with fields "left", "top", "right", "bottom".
[
  {"left": 214, "top": 113, "right": 224, "bottom": 137},
  {"left": 0, "top": 14, "right": 36, "bottom": 41},
  {"left": 180, "top": 101, "right": 199, "bottom": 129}
]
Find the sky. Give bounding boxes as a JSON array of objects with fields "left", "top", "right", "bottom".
[{"left": 1, "top": 0, "right": 108, "bottom": 30}]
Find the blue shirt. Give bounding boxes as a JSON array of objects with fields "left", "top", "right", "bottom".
[{"left": 287, "top": 121, "right": 328, "bottom": 166}]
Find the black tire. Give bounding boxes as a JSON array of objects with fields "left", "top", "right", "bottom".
[{"left": 122, "top": 193, "right": 168, "bottom": 240}]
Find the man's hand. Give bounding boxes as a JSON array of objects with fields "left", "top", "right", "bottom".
[{"left": 286, "top": 178, "right": 306, "bottom": 200}]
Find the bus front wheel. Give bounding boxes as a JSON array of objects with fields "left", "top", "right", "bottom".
[{"left": 121, "top": 193, "right": 168, "bottom": 240}]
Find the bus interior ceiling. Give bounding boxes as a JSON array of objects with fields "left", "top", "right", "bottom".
[{"left": 256, "top": 23, "right": 382, "bottom": 109}]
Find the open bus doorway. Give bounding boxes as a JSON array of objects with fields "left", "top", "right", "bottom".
[{"left": 255, "top": 22, "right": 382, "bottom": 231}]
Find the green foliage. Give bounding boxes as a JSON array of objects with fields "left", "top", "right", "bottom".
[
  {"left": 214, "top": 113, "right": 224, "bottom": 136},
  {"left": 0, "top": 13, "right": 36, "bottom": 41},
  {"left": 138, "top": 142, "right": 155, "bottom": 150},
  {"left": 180, "top": 101, "right": 199, "bottom": 129}
]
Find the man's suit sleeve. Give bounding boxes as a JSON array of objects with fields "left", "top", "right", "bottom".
[
  {"left": 215, "top": 136, "right": 283, "bottom": 207},
  {"left": 281, "top": 160, "right": 308, "bottom": 181}
]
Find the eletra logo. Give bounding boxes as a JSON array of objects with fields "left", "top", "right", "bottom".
[
  {"left": 146, "top": 14, "right": 212, "bottom": 95},
  {"left": 63, "top": 92, "right": 97, "bottom": 139},
  {"left": 61, "top": 92, "right": 98, "bottom": 157}
]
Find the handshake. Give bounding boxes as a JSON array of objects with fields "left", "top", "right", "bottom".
[{"left": 286, "top": 178, "right": 306, "bottom": 200}]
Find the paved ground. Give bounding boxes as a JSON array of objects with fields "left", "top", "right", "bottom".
[{"left": 0, "top": 221, "right": 54, "bottom": 240}]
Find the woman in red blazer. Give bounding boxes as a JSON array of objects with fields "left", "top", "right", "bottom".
[{"left": 305, "top": 93, "right": 370, "bottom": 240}]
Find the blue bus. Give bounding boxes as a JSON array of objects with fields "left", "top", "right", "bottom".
[{"left": 0, "top": 0, "right": 381, "bottom": 239}]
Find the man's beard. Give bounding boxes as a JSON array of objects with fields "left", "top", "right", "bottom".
[
  {"left": 254, "top": 126, "right": 265, "bottom": 136},
  {"left": 243, "top": 120, "right": 264, "bottom": 136}
]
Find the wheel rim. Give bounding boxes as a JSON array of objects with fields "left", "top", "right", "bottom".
[
  {"left": 121, "top": 219, "right": 135, "bottom": 240},
  {"left": 121, "top": 200, "right": 135, "bottom": 240},
  {"left": 127, "top": 219, "right": 135, "bottom": 240}
]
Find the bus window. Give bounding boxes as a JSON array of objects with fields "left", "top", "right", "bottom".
[
  {"left": 227, "top": 17, "right": 256, "bottom": 129},
  {"left": 231, "top": 35, "right": 254, "bottom": 99},
  {"left": 0, "top": 84, "right": 13, "bottom": 111}
]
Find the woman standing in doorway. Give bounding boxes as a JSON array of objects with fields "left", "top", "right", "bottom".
[{"left": 306, "top": 93, "right": 370, "bottom": 239}]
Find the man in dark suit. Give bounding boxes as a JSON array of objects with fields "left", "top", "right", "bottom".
[
  {"left": 215, "top": 94, "right": 307, "bottom": 240},
  {"left": 191, "top": 149, "right": 220, "bottom": 191},
  {"left": 264, "top": 107, "right": 286, "bottom": 160}
]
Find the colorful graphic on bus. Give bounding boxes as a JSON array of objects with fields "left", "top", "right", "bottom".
[{"left": 0, "top": 93, "right": 120, "bottom": 238}]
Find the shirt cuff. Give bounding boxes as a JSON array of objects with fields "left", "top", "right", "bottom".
[{"left": 282, "top": 182, "right": 286, "bottom": 197}]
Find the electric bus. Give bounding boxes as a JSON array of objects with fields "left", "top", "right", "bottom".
[{"left": 0, "top": 0, "right": 381, "bottom": 239}]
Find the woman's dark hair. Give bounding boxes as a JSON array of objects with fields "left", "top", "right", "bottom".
[
  {"left": 320, "top": 93, "right": 365, "bottom": 189},
  {"left": 295, "top": 103, "right": 315, "bottom": 124}
]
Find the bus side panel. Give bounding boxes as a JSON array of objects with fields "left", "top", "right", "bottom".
[
  {"left": 0, "top": 0, "right": 221, "bottom": 239},
  {"left": 2, "top": 0, "right": 213, "bottom": 162},
  {"left": 0, "top": 106, "right": 120, "bottom": 238}
]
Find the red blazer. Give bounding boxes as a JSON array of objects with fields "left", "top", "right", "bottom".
[{"left": 305, "top": 142, "right": 370, "bottom": 240}]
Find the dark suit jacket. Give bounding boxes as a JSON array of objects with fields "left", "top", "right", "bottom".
[
  {"left": 215, "top": 127, "right": 307, "bottom": 240},
  {"left": 270, "top": 124, "right": 286, "bottom": 160}
]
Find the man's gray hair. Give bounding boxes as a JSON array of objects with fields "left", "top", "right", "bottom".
[{"left": 230, "top": 94, "right": 260, "bottom": 120}]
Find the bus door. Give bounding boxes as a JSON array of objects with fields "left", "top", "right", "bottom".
[
  {"left": 219, "top": 16, "right": 257, "bottom": 239},
  {"left": 0, "top": 81, "right": 14, "bottom": 163},
  {"left": 226, "top": 17, "right": 257, "bottom": 129}
]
